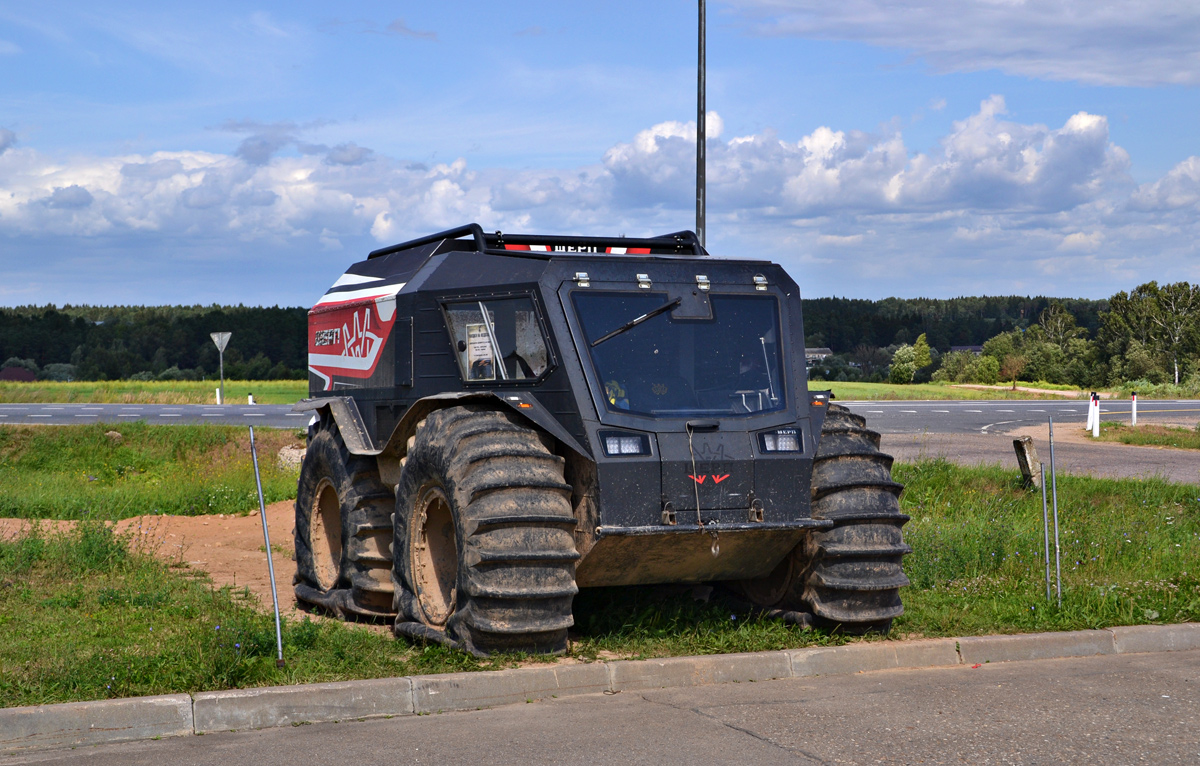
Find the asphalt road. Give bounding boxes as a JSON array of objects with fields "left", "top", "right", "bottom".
[
  {"left": 0, "top": 399, "right": 1196, "bottom": 436},
  {"left": 842, "top": 398, "right": 1200, "bottom": 434},
  {"left": 0, "top": 403, "right": 304, "bottom": 428},
  {"left": 5, "top": 650, "right": 1197, "bottom": 765}
]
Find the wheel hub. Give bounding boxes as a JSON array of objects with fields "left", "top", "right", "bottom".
[
  {"left": 410, "top": 484, "right": 458, "bottom": 626},
  {"left": 310, "top": 478, "right": 343, "bottom": 590}
]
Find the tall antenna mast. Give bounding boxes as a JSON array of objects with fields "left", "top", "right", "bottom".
[{"left": 696, "top": 0, "right": 706, "bottom": 247}]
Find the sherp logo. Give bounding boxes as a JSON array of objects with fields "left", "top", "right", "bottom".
[{"left": 308, "top": 292, "right": 399, "bottom": 390}]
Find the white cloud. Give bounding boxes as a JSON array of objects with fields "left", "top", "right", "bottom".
[
  {"left": 2, "top": 99, "right": 1198, "bottom": 302},
  {"left": 731, "top": 0, "right": 1200, "bottom": 87},
  {"left": 1058, "top": 231, "right": 1104, "bottom": 251},
  {"left": 0, "top": 39, "right": 21, "bottom": 55}
]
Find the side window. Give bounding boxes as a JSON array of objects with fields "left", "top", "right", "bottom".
[{"left": 443, "top": 296, "right": 550, "bottom": 382}]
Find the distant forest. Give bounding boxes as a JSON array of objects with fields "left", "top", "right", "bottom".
[
  {"left": 0, "top": 305, "right": 307, "bottom": 381},
  {"left": 0, "top": 297, "right": 1108, "bottom": 382},
  {"left": 801, "top": 296, "right": 1108, "bottom": 351}
]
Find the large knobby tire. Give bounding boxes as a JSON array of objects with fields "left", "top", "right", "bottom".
[
  {"left": 738, "top": 404, "right": 910, "bottom": 633},
  {"left": 392, "top": 406, "right": 579, "bottom": 656},
  {"left": 294, "top": 413, "right": 396, "bottom": 618}
]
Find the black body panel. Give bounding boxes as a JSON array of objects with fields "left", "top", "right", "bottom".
[{"left": 303, "top": 224, "right": 819, "bottom": 587}]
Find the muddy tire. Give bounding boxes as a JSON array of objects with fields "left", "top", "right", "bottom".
[
  {"left": 738, "top": 403, "right": 909, "bottom": 633},
  {"left": 294, "top": 413, "right": 396, "bottom": 618},
  {"left": 392, "top": 405, "right": 579, "bottom": 656}
]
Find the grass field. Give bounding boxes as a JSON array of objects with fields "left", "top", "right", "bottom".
[
  {"left": 823, "top": 381, "right": 1086, "bottom": 401},
  {"left": 0, "top": 424, "right": 302, "bottom": 520},
  {"left": 0, "top": 380, "right": 308, "bottom": 405},
  {"left": 3, "top": 458, "right": 1197, "bottom": 708},
  {"left": 1098, "top": 422, "right": 1200, "bottom": 451}
]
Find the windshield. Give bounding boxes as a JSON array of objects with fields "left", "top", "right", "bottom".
[{"left": 572, "top": 291, "right": 787, "bottom": 417}]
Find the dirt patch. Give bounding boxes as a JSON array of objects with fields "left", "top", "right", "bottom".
[
  {"left": 0, "top": 500, "right": 313, "bottom": 621},
  {"left": 950, "top": 384, "right": 1103, "bottom": 398}
]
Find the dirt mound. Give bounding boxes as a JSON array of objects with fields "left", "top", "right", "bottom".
[{"left": 0, "top": 500, "right": 310, "bottom": 620}]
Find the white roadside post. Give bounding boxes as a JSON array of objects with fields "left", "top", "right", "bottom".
[
  {"left": 1092, "top": 393, "right": 1100, "bottom": 438},
  {"left": 210, "top": 332, "right": 231, "bottom": 405},
  {"left": 1131, "top": 391, "right": 1137, "bottom": 427},
  {"left": 1084, "top": 391, "right": 1095, "bottom": 432}
]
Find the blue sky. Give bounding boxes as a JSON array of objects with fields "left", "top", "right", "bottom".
[{"left": 2, "top": 1, "right": 1199, "bottom": 306}]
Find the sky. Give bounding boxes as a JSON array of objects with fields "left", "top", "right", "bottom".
[{"left": 2, "top": 0, "right": 1199, "bottom": 306}]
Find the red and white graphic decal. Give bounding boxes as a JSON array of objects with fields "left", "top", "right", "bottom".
[
  {"left": 307, "top": 295, "right": 398, "bottom": 390},
  {"left": 688, "top": 474, "right": 731, "bottom": 484}
]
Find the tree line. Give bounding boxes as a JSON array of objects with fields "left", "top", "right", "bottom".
[
  {"left": 1, "top": 285, "right": 1196, "bottom": 388},
  {"left": 0, "top": 305, "right": 307, "bottom": 381},
  {"left": 809, "top": 282, "right": 1200, "bottom": 393}
]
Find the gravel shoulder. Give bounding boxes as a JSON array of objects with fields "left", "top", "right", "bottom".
[{"left": 882, "top": 427, "right": 1200, "bottom": 485}]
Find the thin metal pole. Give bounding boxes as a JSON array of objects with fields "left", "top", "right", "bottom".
[
  {"left": 696, "top": 0, "right": 706, "bottom": 247},
  {"left": 249, "top": 426, "right": 285, "bottom": 667},
  {"left": 1049, "top": 417, "right": 1062, "bottom": 608},
  {"left": 218, "top": 350, "right": 225, "bottom": 406},
  {"left": 1040, "top": 463, "right": 1050, "bottom": 602}
]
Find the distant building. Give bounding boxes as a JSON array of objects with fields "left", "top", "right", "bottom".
[
  {"left": 0, "top": 367, "right": 36, "bottom": 382},
  {"left": 949, "top": 345, "right": 984, "bottom": 355},
  {"left": 805, "top": 348, "right": 833, "bottom": 367}
]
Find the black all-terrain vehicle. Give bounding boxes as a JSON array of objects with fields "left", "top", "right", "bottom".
[{"left": 294, "top": 224, "right": 909, "bottom": 655}]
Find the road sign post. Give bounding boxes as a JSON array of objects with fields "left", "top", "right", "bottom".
[{"left": 210, "top": 332, "right": 231, "bottom": 405}]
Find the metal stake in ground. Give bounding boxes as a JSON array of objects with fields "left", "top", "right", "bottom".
[
  {"left": 249, "top": 426, "right": 285, "bottom": 667},
  {"left": 1048, "top": 416, "right": 1062, "bottom": 608},
  {"left": 211, "top": 332, "right": 231, "bottom": 405},
  {"left": 1041, "top": 463, "right": 1051, "bottom": 602}
]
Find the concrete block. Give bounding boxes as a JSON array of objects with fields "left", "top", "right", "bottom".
[
  {"left": 608, "top": 651, "right": 792, "bottom": 692},
  {"left": 0, "top": 694, "right": 193, "bottom": 752},
  {"left": 192, "top": 677, "right": 413, "bottom": 732},
  {"left": 958, "top": 629, "right": 1115, "bottom": 665},
  {"left": 788, "top": 639, "right": 959, "bottom": 677},
  {"left": 411, "top": 663, "right": 609, "bottom": 713},
  {"left": 1110, "top": 623, "right": 1200, "bottom": 655}
]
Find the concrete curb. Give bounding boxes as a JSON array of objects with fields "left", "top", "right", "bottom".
[
  {"left": 3, "top": 622, "right": 1197, "bottom": 753},
  {"left": 0, "top": 695, "right": 192, "bottom": 752}
]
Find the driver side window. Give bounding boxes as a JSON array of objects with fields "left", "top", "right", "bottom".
[{"left": 443, "top": 296, "right": 550, "bottom": 383}]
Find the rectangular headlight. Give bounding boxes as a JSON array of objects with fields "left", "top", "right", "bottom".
[
  {"left": 759, "top": 428, "right": 801, "bottom": 453},
  {"left": 599, "top": 430, "right": 651, "bottom": 457}
]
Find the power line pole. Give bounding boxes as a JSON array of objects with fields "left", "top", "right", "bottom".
[{"left": 696, "top": 0, "right": 706, "bottom": 248}]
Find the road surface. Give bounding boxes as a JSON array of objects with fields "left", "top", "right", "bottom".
[
  {"left": 4, "top": 650, "right": 1196, "bottom": 765},
  {"left": 1, "top": 399, "right": 1195, "bottom": 434}
]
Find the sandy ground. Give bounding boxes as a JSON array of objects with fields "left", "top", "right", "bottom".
[
  {"left": 0, "top": 499, "right": 306, "bottom": 620},
  {"left": 950, "top": 384, "right": 1107, "bottom": 398}
]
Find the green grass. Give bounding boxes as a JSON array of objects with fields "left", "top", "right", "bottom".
[
  {"left": 3, "top": 459, "right": 1198, "bottom": 708},
  {"left": 1097, "top": 422, "right": 1200, "bottom": 451},
  {"left": 895, "top": 460, "right": 1200, "bottom": 636},
  {"left": 0, "top": 424, "right": 302, "bottom": 520},
  {"left": 0, "top": 380, "right": 307, "bottom": 405},
  {"left": 824, "top": 381, "right": 1086, "bottom": 401}
]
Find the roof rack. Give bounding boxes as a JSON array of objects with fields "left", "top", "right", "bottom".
[{"left": 368, "top": 223, "right": 707, "bottom": 260}]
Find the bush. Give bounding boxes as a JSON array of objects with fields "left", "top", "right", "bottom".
[
  {"left": 889, "top": 345, "right": 916, "bottom": 384},
  {"left": 39, "top": 363, "right": 78, "bottom": 382},
  {"left": 967, "top": 355, "right": 1000, "bottom": 385}
]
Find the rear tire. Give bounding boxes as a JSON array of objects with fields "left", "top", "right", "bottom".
[
  {"left": 392, "top": 406, "right": 579, "bottom": 656},
  {"left": 294, "top": 413, "right": 396, "bottom": 618},
  {"left": 737, "top": 404, "right": 910, "bottom": 632}
]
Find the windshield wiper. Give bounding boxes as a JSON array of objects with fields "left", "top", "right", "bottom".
[{"left": 590, "top": 297, "right": 681, "bottom": 347}]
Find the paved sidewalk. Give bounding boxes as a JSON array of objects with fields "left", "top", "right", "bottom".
[{"left": 6, "top": 649, "right": 1197, "bottom": 766}]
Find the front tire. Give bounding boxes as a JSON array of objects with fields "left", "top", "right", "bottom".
[
  {"left": 738, "top": 404, "right": 910, "bottom": 632},
  {"left": 392, "top": 406, "right": 579, "bottom": 656}
]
